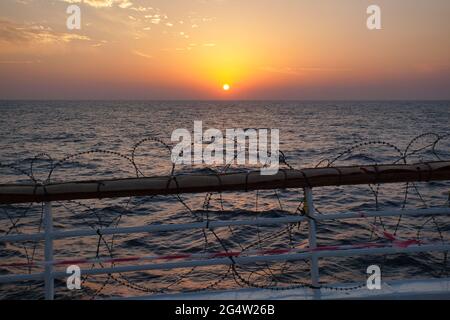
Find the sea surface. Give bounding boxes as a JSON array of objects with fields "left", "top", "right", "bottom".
[{"left": 0, "top": 100, "right": 449, "bottom": 299}]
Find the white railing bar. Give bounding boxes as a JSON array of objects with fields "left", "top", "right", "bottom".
[
  {"left": 305, "top": 187, "right": 320, "bottom": 298},
  {"left": 316, "top": 243, "right": 450, "bottom": 258},
  {"left": 43, "top": 202, "right": 54, "bottom": 300},
  {"left": 1, "top": 207, "right": 449, "bottom": 244},
  {"left": 48, "top": 243, "right": 450, "bottom": 279},
  {"left": 0, "top": 216, "right": 308, "bottom": 243},
  {"left": 313, "top": 207, "right": 450, "bottom": 221},
  {"left": 132, "top": 277, "right": 450, "bottom": 300},
  {"left": 0, "top": 243, "right": 448, "bottom": 284},
  {"left": 0, "top": 273, "right": 44, "bottom": 283},
  {"left": 1, "top": 243, "right": 448, "bottom": 284}
]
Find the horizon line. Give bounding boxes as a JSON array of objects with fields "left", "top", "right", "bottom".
[{"left": 1, "top": 99, "right": 449, "bottom": 102}]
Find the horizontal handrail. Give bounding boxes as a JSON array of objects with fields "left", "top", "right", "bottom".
[
  {"left": 1, "top": 166, "right": 449, "bottom": 300},
  {"left": 0, "top": 207, "right": 449, "bottom": 243},
  {"left": 0, "top": 161, "right": 449, "bottom": 204}
]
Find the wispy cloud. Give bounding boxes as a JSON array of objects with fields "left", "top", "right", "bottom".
[
  {"left": 0, "top": 20, "right": 90, "bottom": 44},
  {"left": 261, "top": 66, "right": 351, "bottom": 75},
  {"left": 132, "top": 50, "right": 152, "bottom": 59},
  {"left": 60, "top": 0, "right": 133, "bottom": 9}
]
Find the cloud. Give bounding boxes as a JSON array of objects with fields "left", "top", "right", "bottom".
[
  {"left": 14, "top": 0, "right": 33, "bottom": 4},
  {"left": 144, "top": 13, "right": 168, "bottom": 25},
  {"left": 261, "top": 66, "right": 351, "bottom": 75},
  {"left": 0, "top": 20, "right": 91, "bottom": 44},
  {"left": 132, "top": 50, "right": 152, "bottom": 59},
  {"left": 59, "top": 0, "right": 133, "bottom": 9},
  {"left": 130, "top": 6, "right": 153, "bottom": 12}
]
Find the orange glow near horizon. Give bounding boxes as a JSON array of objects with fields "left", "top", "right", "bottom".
[{"left": 0, "top": 0, "right": 449, "bottom": 99}]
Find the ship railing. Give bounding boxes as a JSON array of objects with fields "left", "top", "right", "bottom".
[{"left": 0, "top": 161, "right": 449, "bottom": 300}]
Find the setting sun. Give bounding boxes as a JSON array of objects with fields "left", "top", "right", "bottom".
[{"left": 223, "top": 84, "right": 231, "bottom": 91}]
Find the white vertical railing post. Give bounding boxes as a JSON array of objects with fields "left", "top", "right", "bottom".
[
  {"left": 43, "top": 202, "right": 54, "bottom": 300},
  {"left": 304, "top": 187, "right": 321, "bottom": 299}
]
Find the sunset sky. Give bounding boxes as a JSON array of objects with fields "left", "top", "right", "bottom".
[{"left": 0, "top": 0, "right": 449, "bottom": 100}]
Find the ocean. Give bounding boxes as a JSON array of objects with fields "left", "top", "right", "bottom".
[{"left": 0, "top": 100, "right": 449, "bottom": 299}]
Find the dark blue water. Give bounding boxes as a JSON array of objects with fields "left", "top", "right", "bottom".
[{"left": 0, "top": 101, "right": 449, "bottom": 299}]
